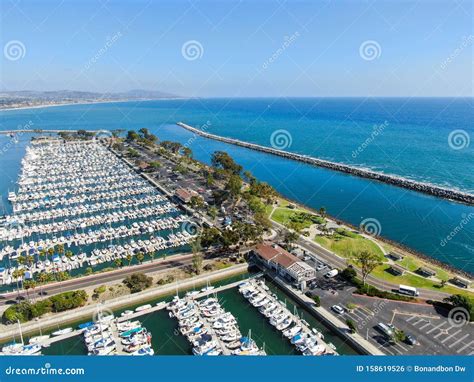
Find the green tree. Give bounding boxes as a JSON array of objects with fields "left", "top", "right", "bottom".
[
  {"left": 114, "top": 259, "right": 123, "bottom": 268},
  {"left": 211, "top": 151, "right": 242, "bottom": 174},
  {"left": 351, "top": 251, "right": 382, "bottom": 285},
  {"left": 123, "top": 273, "right": 153, "bottom": 293},
  {"left": 346, "top": 318, "right": 357, "bottom": 333},
  {"left": 226, "top": 174, "right": 242, "bottom": 198},
  {"left": 312, "top": 295, "right": 321, "bottom": 307},
  {"left": 284, "top": 230, "right": 299, "bottom": 249},
  {"left": 136, "top": 252, "right": 145, "bottom": 264}
]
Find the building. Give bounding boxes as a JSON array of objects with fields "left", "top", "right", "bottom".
[
  {"left": 450, "top": 277, "right": 471, "bottom": 289},
  {"left": 388, "top": 251, "right": 404, "bottom": 261},
  {"left": 175, "top": 188, "right": 194, "bottom": 204},
  {"left": 388, "top": 264, "right": 406, "bottom": 276},
  {"left": 416, "top": 267, "right": 436, "bottom": 278},
  {"left": 252, "top": 242, "right": 316, "bottom": 284}
]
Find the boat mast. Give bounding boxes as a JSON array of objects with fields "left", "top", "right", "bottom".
[{"left": 17, "top": 320, "right": 24, "bottom": 345}]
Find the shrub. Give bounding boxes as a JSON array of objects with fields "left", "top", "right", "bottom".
[
  {"left": 341, "top": 267, "right": 357, "bottom": 281},
  {"left": 312, "top": 295, "right": 321, "bottom": 307},
  {"left": 346, "top": 318, "right": 357, "bottom": 333},
  {"left": 123, "top": 273, "right": 153, "bottom": 293},
  {"left": 2, "top": 290, "right": 87, "bottom": 324},
  {"left": 49, "top": 290, "right": 88, "bottom": 312}
]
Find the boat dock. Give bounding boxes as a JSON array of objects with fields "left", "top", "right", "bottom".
[
  {"left": 242, "top": 279, "right": 336, "bottom": 355},
  {"left": 32, "top": 274, "right": 257, "bottom": 350}
]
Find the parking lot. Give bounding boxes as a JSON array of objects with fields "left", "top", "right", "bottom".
[{"left": 301, "top": 255, "right": 474, "bottom": 355}]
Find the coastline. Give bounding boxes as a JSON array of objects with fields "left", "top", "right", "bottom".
[
  {"left": 0, "top": 97, "right": 184, "bottom": 112},
  {"left": 279, "top": 196, "right": 473, "bottom": 280},
  {"left": 177, "top": 122, "right": 474, "bottom": 205}
]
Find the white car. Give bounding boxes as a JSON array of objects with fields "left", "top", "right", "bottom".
[
  {"left": 316, "top": 263, "right": 326, "bottom": 271},
  {"left": 325, "top": 269, "right": 338, "bottom": 278},
  {"left": 331, "top": 305, "right": 345, "bottom": 314}
]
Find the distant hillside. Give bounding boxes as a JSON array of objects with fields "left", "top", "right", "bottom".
[
  {"left": 0, "top": 89, "right": 179, "bottom": 101},
  {"left": 0, "top": 89, "right": 181, "bottom": 109}
]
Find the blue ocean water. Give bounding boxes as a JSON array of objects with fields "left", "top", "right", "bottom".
[{"left": 0, "top": 99, "right": 473, "bottom": 274}]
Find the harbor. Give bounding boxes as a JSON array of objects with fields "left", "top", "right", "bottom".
[
  {"left": 0, "top": 138, "right": 196, "bottom": 291},
  {"left": 0, "top": 271, "right": 359, "bottom": 356}
]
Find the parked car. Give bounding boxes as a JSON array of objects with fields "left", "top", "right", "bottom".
[
  {"left": 325, "top": 269, "right": 339, "bottom": 278},
  {"left": 316, "top": 263, "right": 326, "bottom": 271},
  {"left": 331, "top": 305, "right": 345, "bottom": 314},
  {"left": 405, "top": 334, "right": 418, "bottom": 345}
]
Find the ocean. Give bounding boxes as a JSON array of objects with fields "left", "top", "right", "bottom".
[{"left": 0, "top": 98, "right": 473, "bottom": 274}]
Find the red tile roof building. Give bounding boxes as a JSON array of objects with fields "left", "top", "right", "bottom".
[{"left": 253, "top": 242, "right": 316, "bottom": 284}]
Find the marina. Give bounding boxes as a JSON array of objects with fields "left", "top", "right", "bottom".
[
  {"left": 2, "top": 272, "right": 358, "bottom": 356},
  {"left": 0, "top": 138, "right": 196, "bottom": 290}
]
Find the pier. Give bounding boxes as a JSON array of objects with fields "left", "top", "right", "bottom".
[
  {"left": 16, "top": 272, "right": 253, "bottom": 350},
  {"left": 241, "top": 279, "right": 337, "bottom": 355},
  {"left": 176, "top": 122, "right": 474, "bottom": 205}
]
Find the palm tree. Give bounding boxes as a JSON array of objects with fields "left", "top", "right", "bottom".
[
  {"left": 126, "top": 254, "right": 133, "bottom": 266},
  {"left": 26, "top": 255, "right": 34, "bottom": 267},
  {"left": 148, "top": 251, "right": 156, "bottom": 262},
  {"left": 319, "top": 207, "right": 327, "bottom": 219},
  {"left": 65, "top": 250, "right": 73, "bottom": 260},
  {"left": 114, "top": 259, "right": 123, "bottom": 268},
  {"left": 23, "top": 280, "right": 37, "bottom": 301},
  {"left": 37, "top": 272, "right": 49, "bottom": 284},
  {"left": 136, "top": 252, "right": 145, "bottom": 264},
  {"left": 47, "top": 247, "right": 54, "bottom": 261},
  {"left": 55, "top": 244, "right": 65, "bottom": 255}
]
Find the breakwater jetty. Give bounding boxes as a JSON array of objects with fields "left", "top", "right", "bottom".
[{"left": 177, "top": 122, "right": 474, "bottom": 205}]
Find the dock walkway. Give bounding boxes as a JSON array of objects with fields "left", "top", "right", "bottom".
[{"left": 35, "top": 273, "right": 255, "bottom": 349}]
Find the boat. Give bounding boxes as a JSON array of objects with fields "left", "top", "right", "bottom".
[
  {"left": 131, "top": 346, "right": 154, "bottom": 356},
  {"left": 28, "top": 335, "right": 50, "bottom": 344},
  {"left": 120, "top": 310, "right": 134, "bottom": 317},
  {"left": 135, "top": 304, "right": 152, "bottom": 312},
  {"left": 78, "top": 321, "right": 95, "bottom": 330},
  {"left": 52, "top": 327, "right": 73, "bottom": 336}
]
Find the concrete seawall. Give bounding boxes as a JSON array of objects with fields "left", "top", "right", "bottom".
[{"left": 177, "top": 122, "right": 474, "bottom": 205}]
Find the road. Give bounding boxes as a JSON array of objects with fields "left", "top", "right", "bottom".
[
  {"left": 0, "top": 253, "right": 194, "bottom": 305},
  {"left": 271, "top": 221, "right": 451, "bottom": 301}
]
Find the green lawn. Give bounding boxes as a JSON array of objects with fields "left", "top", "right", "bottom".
[
  {"left": 397, "top": 255, "right": 451, "bottom": 281},
  {"left": 271, "top": 208, "right": 324, "bottom": 229},
  {"left": 372, "top": 265, "right": 474, "bottom": 299},
  {"left": 314, "top": 233, "right": 385, "bottom": 261}
]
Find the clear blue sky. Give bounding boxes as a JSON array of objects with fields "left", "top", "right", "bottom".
[{"left": 1, "top": 0, "right": 472, "bottom": 97}]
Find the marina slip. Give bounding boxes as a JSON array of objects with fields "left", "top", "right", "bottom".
[{"left": 0, "top": 138, "right": 196, "bottom": 290}]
